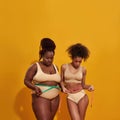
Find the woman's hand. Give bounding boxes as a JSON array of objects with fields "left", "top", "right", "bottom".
[
  {"left": 34, "top": 86, "right": 42, "bottom": 96},
  {"left": 88, "top": 85, "right": 94, "bottom": 92},
  {"left": 62, "top": 87, "right": 71, "bottom": 93}
]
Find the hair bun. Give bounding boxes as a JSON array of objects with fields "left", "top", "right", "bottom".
[{"left": 40, "top": 38, "right": 56, "bottom": 51}]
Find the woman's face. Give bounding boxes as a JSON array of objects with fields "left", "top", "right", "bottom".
[
  {"left": 72, "top": 56, "right": 83, "bottom": 68},
  {"left": 42, "top": 51, "right": 54, "bottom": 66}
]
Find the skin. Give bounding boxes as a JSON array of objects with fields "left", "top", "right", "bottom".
[
  {"left": 24, "top": 51, "right": 60, "bottom": 120},
  {"left": 60, "top": 56, "right": 94, "bottom": 120}
]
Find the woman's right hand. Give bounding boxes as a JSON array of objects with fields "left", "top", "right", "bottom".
[
  {"left": 62, "top": 87, "right": 71, "bottom": 93},
  {"left": 34, "top": 86, "right": 42, "bottom": 96}
]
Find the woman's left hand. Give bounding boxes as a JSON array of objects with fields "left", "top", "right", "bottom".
[{"left": 88, "top": 85, "right": 94, "bottom": 91}]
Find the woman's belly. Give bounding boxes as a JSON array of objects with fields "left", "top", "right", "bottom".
[
  {"left": 32, "top": 84, "right": 60, "bottom": 99},
  {"left": 65, "top": 83, "right": 83, "bottom": 93}
]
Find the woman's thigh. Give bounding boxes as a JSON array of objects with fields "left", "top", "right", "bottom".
[
  {"left": 32, "top": 94, "right": 52, "bottom": 120},
  {"left": 67, "top": 98, "right": 80, "bottom": 120},
  {"left": 51, "top": 95, "right": 60, "bottom": 119},
  {"left": 78, "top": 95, "right": 89, "bottom": 120}
]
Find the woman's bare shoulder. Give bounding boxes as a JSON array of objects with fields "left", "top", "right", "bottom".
[
  {"left": 27, "top": 62, "right": 38, "bottom": 72},
  {"left": 61, "top": 64, "right": 68, "bottom": 70},
  {"left": 81, "top": 66, "right": 87, "bottom": 74}
]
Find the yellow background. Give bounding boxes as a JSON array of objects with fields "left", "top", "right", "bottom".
[{"left": 0, "top": 0, "right": 120, "bottom": 120}]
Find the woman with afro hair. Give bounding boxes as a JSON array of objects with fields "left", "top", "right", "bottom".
[
  {"left": 24, "top": 38, "right": 61, "bottom": 120},
  {"left": 60, "top": 43, "right": 94, "bottom": 120}
]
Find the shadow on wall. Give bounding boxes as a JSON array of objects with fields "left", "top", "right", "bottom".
[
  {"left": 14, "top": 87, "right": 70, "bottom": 120},
  {"left": 14, "top": 87, "right": 36, "bottom": 120}
]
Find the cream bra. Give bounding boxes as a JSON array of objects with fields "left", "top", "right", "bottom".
[
  {"left": 33, "top": 62, "right": 61, "bottom": 83},
  {"left": 64, "top": 64, "right": 83, "bottom": 83}
]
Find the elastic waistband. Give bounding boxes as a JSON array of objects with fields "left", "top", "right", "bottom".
[{"left": 65, "top": 79, "right": 82, "bottom": 83}]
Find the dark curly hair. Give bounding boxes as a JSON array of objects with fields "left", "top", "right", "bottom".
[
  {"left": 66, "top": 43, "right": 90, "bottom": 61},
  {"left": 39, "top": 38, "right": 56, "bottom": 60}
]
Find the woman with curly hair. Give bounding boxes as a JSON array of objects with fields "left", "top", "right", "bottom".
[
  {"left": 24, "top": 38, "right": 61, "bottom": 120},
  {"left": 60, "top": 43, "right": 94, "bottom": 120}
]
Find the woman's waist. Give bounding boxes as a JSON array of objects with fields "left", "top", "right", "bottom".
[
  {"left": 32, "top": 83, "right": 60, "bottom": 94},
  {"left": 32, "top": 84, "right": 60, "bottom": 99},
  {"left": 65, "top": 83, "right": 83, "bottom": 93},
  {"left": 65, "top": 82, "right": 82, "bottom": 87},
  {"left": 35, "top": 83, "right": 60, "bottom": 88},
  {"left": 33, "top": 81, "right": 59, "bottom": 86},
  {"left": 68, "top": 89, "right": 85, "bottom": 94}
]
